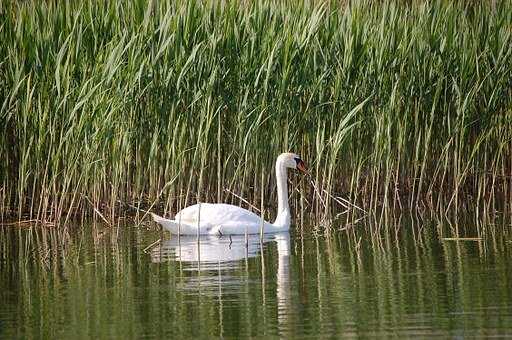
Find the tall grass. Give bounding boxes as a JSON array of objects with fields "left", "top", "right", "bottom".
[{"left": 1, "top": 0, "right": 511, "bottom": 224}]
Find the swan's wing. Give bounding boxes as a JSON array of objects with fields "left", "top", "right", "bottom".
[
  {"left": 151, "top": 213, "right": 206, "bottom": 235},
  {"left": 153, "top": 204, "right": 272, "bottom": 235},
  {"left": 175, "top": 203, "right": 263, "bottom": 227}
]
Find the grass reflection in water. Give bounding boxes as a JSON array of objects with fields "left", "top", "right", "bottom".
[{"left": 0, "top": 219, "right": 511, "bottom": 339}]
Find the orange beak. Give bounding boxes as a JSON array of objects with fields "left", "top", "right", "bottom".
[{"left": 297, "top": 160, "right": 308, "bottom": 174}]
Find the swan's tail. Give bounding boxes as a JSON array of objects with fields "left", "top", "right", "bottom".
[{"left": 151, "top": 213, "right": 197, "bottom": 235}]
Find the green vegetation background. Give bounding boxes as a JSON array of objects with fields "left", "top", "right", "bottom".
[{"left": 1, "top": 0, "right": 511, "bottom": 221}]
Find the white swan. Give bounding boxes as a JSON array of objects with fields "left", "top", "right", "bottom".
[{"left": 151, "top": 152, "right": 307, "bottom": 235}]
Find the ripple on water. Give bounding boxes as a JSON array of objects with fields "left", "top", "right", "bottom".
[{"left": 1, "top": 223, "right": 512, "bottom": 339}]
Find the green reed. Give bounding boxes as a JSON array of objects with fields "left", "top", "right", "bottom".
[{"left": 1, "top": 0, "right": 511, "bottom": 224}]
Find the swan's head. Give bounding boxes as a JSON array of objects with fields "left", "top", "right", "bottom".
[{"left": 277, "top": 153, "right": 308, "bottom": 174}]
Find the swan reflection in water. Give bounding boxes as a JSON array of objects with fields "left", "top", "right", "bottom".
[
  {"left": 150, "top": 232, "right": 290, "bottom": 271},
  {"left": 151, "top": 232, "right": 291, "bottom": 334},
  {"left": 150, "top": 232, "right": 290, "bottom": 294}
]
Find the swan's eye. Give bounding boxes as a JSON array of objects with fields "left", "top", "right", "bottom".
[{"left": 294, "top": 157, "right": 301, "bottom": 165}]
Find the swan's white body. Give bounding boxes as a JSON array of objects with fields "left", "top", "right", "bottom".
[
  {"left": 152, "top": 203, "right": 287, "bottom": 235},
  {"left": 152, "top": 153, "right": 304, "bottom": 235}
]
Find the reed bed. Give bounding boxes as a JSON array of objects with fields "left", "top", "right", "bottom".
[{"left": 1, "top": 0, "right": 511, "bottom": 225}]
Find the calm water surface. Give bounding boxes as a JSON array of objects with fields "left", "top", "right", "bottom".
[{"left": 1, "top": 220, "right": 511, "bottom": 339}]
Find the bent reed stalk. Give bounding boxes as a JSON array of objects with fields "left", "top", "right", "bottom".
[{"left": 0, "top": 0, "right": 511, "bottom": 225}]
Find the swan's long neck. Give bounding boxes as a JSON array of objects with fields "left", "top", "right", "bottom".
[{"left": 273, "top": 160, "right": 290, "bottom": 228}]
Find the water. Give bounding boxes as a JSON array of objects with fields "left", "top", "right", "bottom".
[{"left": 1, "top": 220, "right": 511, "bottom": 339}]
